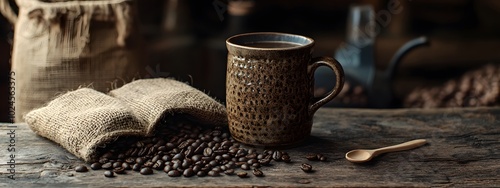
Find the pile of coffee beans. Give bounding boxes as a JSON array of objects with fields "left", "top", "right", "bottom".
[
  {"left": 405, "top": 64, "right": 500, "bottom": 108},
  {"left": 74, "top": 116, "right": 326, "bottom": 178}
]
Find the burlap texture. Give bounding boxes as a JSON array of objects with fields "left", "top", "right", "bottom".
[
  {"left": 25, "top": 78, "right": 227, "bottom": 162},
  {"left": 7, "top": 0, "right": 143, "bottom": 122}
]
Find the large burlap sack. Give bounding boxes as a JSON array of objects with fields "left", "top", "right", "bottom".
[
  {"left": 0, "top": 0, "right": 143, "bottom": 122},
  {"left": 25, "top": 78, "right": 227, "bottom": 162}
]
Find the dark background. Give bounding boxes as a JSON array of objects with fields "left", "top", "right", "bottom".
[{"left": 1, "top": 0, "right": 500, "bottom": 122}]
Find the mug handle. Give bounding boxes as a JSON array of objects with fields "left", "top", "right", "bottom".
[{"left": 308, "top": 56, "right": 345, "bottom": 116}]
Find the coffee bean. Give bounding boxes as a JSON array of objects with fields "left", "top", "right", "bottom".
[
  {"left": 182, "top": 159, "right": 193, "bottom": 169},
  {"left": 104, "top": 170, "right": 114, "bottom": 178},
  {"left": 152, "top": 155, "right": 161, "bottom": 163},
  {"left": 112, "top": 162, "right": 122, "bottom": 168},
  {"left": 213, "top": 166, "right": 222, "bottom": 173},
  {"left": 183, "top": 168, "right": 195, "bottom": 177},
  {"left": 208, "top": 170, "right": 220, "bottom": 177},
  {"left": 273, "top": 151, "right": 283, "bottom": 161},
  {"left": 90, "top": 162, "right": 102, "bottom": 170},
  {"left": 203, "top": 148, "right": 213, "bottom": 157},
  {"left": 132, "top": 163, "right": 142, "bottom": 171},
  {"left": 193, "top": 165, "right": 201, "bottom": 173},
  {"left": 241, "top": 163, "right": 250, "bottom": 170},
  {"left": 168, "top": 170, "right": 182, "bottom": 177},
  {"left": 173, "top": 153, "right": 185, "bottom": 160},
  {"left": 319, "top": 155, "right": 327, "bottom": 161},
  {"left": 164, "top": 165, "right": 173, "bottom": 173},
  {"left": 252, "top": 163, "right": 261, "bottom": 168},
  {"left": 140, "top": 167, "right": 153, "bottom": 175},
  {"left": 255, "top": 154, "right": 264, "bottom": 160},
  {"left": 246, "top": 153, "right": 257, "bottom": 159},
  {"left": 209, "top": 160, "right": 218, "bottom": 167},
  {"left": 166, "top": 143, "right": 175, "bottom": 150},
  {"left": 122, "top": 162, "right": 132, "bottom": 170},
  {"left": 221, "top": 140, "right": 232, "bottom": 147},
  {"left": 253, "top": 168, "right": 264, "bottom": 177},
  {"left": 117, "top": 153, "right": 126, "bottom": 160},
  {"left": 75, "top": 165, "right": 88, "bottom": 172},
  {"left": 136, "top": 157, "right": 146, "bottom": 165},
  {"left": 153, "top": 161, "right": 165, "bottom": 170},
  {"left": 237, "top": 172, "right": 248, "bottom": 178},
  {"left": 125, "top": 157, "right": 135, "bottom": 164},
  {"left": 196, "top": 171, "right": 207, "bottom": 177},
  {"left": 247, "top": 159, "right": 258, "bottom": 165},
  {"left": 114, "top": 167, "right": 126, "bottom": 174},
  {"left": 306, "top": 153, "right": 318, "bottom": 161},
  {"left": 282, "top": 154, "right": 291, "bottom": 163},
  {"left": 258, "top": 158, "right": 271, "bottom": 166},
  {"left": 162, "top": 155, "right": 172, "bottom": 161},
  {"left": 301, "top": 163, "right": 313, "bottom": 173},
  {"left": 101, "top": 162, "right": 112, "bottom": 169},
  {"left": 143, "top": 161, "right": 154, "bottom": 168},
  {"left": 224, "top": 169, "right": 235, "bottom": 175}
]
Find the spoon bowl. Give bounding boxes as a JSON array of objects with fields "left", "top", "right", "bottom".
[{"left": 345, "top": 139, "right": 427, "bottom": 163}]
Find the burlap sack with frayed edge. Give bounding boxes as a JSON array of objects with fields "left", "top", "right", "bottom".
[{"left": 25, "top": 78, "right": 227, "bottom": 162}]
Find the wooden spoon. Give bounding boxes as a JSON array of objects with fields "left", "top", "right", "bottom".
[{"left": 345, "top": 139, "right": 427, "bottom": 163}]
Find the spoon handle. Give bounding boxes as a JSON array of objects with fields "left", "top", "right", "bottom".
[{"left": 373, "top": 139, "right": 427, "bottom": 156}]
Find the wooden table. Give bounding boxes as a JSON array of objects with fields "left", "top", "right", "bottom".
[{"left": 1, "top": 107, "right": 499, "bottom": 187}]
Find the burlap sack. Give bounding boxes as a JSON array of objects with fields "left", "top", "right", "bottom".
[
  {"left": 25, "top": 78, "right": 227, "bottom": 162},
  {"left": 0, "top": 0, "right": 143, "bottom": 122}
]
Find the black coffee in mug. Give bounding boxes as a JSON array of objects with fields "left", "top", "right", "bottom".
[{"left": 243, "top": 41, "right": 302, "bottom": 48}]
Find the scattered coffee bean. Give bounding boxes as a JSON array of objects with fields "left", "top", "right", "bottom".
[
  {"left": 196, "top": 171, "right": 207, "bottom": 177},
  {"left": 75, "top": 165, "right": 88, "bottom": 172},
  {"left": 208, "top": 170, "right": 220, "bottom": 177},
  {"left": 140, "top": 167, "right": 153, "bottom": 175},
  {"left": 90, "top": 162, "right": 102, "bottom": 170},
  {"left": 224, "top": 169, "right": 235, "bottom": 175},
  {"left": 183, "top": 168, "right": 195, "bottom": 177},
  {"left": 104, "top": 170, "right": 114, "bottom": 178},
  {"left": 132, "top": 163, "right": 142, "bottom": 171},
  {"left": 114, "top": 167, "right": 126, "bottom": 174},
  {"left": 241, "top": 163, "right": 250, "bottom": 170},
  {"left": 168, "top": 170, "right": 182, "bottom": 177},
  {"left": 112, "top": 162, "right": 122, "bottom": 168},
  {"left": 101, "top": 162, "right": 112, "bottom": 169},
  {"left": 237, "top": 172, "right": 248, "bottom": 178},
  {"left": 301, "top": 163, "right": 313, "bottom": 173},
  {"left": 282, "top": 154, "right": 291, "bottom": 163},
  {"left": 305, "top": 153, "right": 318, "bottom": 161},
  {"left": 253, "top": 168, "right": 264, "bottom": 177},
  {"left": 122, "top": 162, "right": 132, "bottom": 170}
]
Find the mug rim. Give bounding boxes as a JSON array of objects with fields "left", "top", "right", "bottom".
[{"left": 226, "top": 32, "right": 315, "bottom": 51}]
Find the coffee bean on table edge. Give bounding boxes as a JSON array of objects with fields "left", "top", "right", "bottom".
[
  {"left": 253, "top": 168, "right": 264, "bottom": 177},
  {"left": 75, "top": 165, "right": 88, "bottom": 172},
  {"left": 114, "top": 167, "right": 126, "bottom": 174},
  {"left": 90, "top": 163, "right": 101, "bottom": 170},
  {"left": 237, "top": 172, "right": 248, "bottom": 178},
  {"left": 140, "top": 167, "right": 153, "bottom": 175},
  {"left": 301, "top": 163, "right": 313, "bottom": 173},
  {"left": 104, "top": 170, "right": 114, "bottom": 178}
]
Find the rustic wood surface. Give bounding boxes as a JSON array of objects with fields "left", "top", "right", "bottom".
[{"left": 1, "top": 107, "right": 499, "bottom": 187}]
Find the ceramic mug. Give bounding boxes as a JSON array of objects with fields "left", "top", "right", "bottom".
[{"left": 226, "top": 32, "right": 345, "bottom": 146}]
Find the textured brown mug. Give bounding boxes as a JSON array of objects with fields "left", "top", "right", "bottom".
[{"left": 226, "top": 32, "right": 345, "bottom": 146}]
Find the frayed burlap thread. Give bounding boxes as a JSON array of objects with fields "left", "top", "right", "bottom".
[{"left": 25, "top": 78, "right": 227, "bottom": 162}]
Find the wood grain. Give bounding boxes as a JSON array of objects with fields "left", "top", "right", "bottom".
[{"left": 1, "top": 107, "right": 499, "bottom": 187}]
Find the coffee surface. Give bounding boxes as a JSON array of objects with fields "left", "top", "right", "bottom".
[{"left": 244, "top": 41, "right": 302, "bottom": 48}]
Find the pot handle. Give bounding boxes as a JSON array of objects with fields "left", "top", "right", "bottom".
[{"left": 0, "top": 0, "right": 17, "bottom": 25}]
